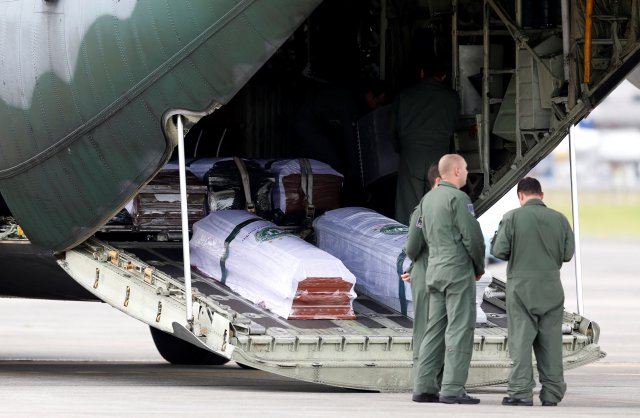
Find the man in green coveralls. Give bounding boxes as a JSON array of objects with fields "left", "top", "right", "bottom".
[
  {"left": 401, "top": 164, "right": 441, "bottom": 399},
  {"left": 413, "top": 154, "right": 485, "bottom": 404},
  {"left": 392, "top": 61, "right": 460, "bottom": 225},
  {"left": 490, "top": 177, "right": 575, "bottom": 407}
]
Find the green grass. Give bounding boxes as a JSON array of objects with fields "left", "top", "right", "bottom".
[{"left": 544, "top": 191, "right": 640, "bottom": 238}]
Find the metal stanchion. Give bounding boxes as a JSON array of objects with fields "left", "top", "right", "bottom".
[
  {"left": 177, "top": 115, "right": 194, "bottom": 325},
  {"left": 568, "top": 126, "right": 585, "bottom": 315}
]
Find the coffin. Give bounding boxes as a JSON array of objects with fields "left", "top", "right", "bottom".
[
  {"left": 315, "top": 207, "right": 490, "bottom": 323},
  {"left": 190, "top": 210, "right": 357, "bottom": 320},
  {"left": 131, "top": 168, "right": 206, "bottom": 231},
  {"left": 313, "top": 207, "right": 413, "bottom": 316},
  {"left": 204, "top": 158, "right": 273, "bottom": 218},
  {"left": 269, "top": 159, "right": 343, "bottom": 225}
]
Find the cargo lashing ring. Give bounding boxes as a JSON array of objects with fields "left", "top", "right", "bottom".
[
  {"left": 156, "top": 301, "right": 162, "bottom": 322},
  {"left": 93, "top": 267, "right": 100, "bottom": 289},
  {"left": 124, "top": 286, "right": 130, "bottom": 307}
]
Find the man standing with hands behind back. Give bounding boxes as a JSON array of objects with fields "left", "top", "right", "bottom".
[
  {"left": 413, "top": 154, "right": 485, "bottom": 404},
  {"left": 491, "top": 177, "right": 575, "bottom": 407},
  {"left": 402, "top": 164, "right": 441, "bottom": 400}
]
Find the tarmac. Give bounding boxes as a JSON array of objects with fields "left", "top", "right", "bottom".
[{"left": 0, "top": 237, "right": 639, "bottom": 417}]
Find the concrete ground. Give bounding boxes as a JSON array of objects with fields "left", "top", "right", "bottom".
[{"left": 0, "top": 237, "right": 639, "bottom": 417}]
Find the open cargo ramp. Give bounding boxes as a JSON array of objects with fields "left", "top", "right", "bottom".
[{"left": 58, "top": 238, "right": 603, "bottom": 392}]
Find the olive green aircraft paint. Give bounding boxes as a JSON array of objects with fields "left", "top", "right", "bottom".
[{"left": 0, "top": 0, "right": 321, "bottom": 250}]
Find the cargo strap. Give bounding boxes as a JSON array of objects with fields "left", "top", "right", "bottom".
[
  {"left": 233, "top": 157, "right": 255, "bottom": 213},
  {"left": 220, "top": 218, "right": 261, "bottom": 285},
  {"left": 396, "top": 249, "right": 408, "bottom": 316},
  {"left": 298, "top": 158, "right": 315, "bottom": 219}
]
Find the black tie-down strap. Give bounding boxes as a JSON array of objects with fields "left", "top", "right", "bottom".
[
  {"left": 298, "top": 158, "right": 315, "bottom": 220},
  {"left": 219, "top": 218, "right": 261, "bottom": 285},
  {"left": 396, "top": 249, "right": 408, "bottom": 316}
]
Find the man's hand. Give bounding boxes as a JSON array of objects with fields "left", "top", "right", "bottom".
[
  {"left": 401, "top": 272, "right": 411, "bottom": 283},
  {"left": 475, "top": 274, "right": 483, "bottom": 281}
]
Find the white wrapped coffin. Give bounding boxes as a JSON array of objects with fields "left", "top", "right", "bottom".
[
  {"left": 313, "top": 207, "right": 413, "bottom": 316},
  {"left": 190, "top": 210, "right": 357, "bottom": 320},
  {"left": 314, "top": 207, "right": 491, "bottom": 323}
]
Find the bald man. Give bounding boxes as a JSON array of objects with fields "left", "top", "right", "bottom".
[{"left": 413, "top": 154, "right": 485, "bottom": 404}]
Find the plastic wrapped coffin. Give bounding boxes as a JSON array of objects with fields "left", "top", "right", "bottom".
[
  {"left": 315, "top": 207, "right": 491, "bottom": 323},
  {"left": 269, "top": 159, "right": 343, "bottom": 225},
  {"left": 313, "top": 207, "right": 413, "bottom": 316},
  {"left": 190, "top": 210, "right": 357, "bottom": 320},
  {"left": 204, "top": 158, "right": 273, "bottom": 219}
]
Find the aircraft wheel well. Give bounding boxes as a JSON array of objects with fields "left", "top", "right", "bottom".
[{"left": 149, "top": 326, "right": 230, "bottom": 366}]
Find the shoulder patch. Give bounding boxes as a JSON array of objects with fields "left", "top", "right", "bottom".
[
  {"left": 415, "top": 216, "right": 423, "bottom": 228},
  {"left": 467, "top": 203, "right": 476, "bottom": 216}
]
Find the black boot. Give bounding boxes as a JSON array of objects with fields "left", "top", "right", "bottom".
[
  {"left": 412, "top": 392, "right": 440, "bottom": 403},
  {"left": 502, "top": 397, "right": 533, "bottom": 406},
  {"left": 439, "top": 394, "right": 480, "bottom": 404}
]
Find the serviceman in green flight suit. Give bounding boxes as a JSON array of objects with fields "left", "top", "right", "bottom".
[
  {"left": 413, "top": 154, "right": 485, "bottom": 404},
  {"left": 401, "top": 164, "right": 441, "bottom": 402},
  {"left": 392, "top": 59, "right": 460, "bottom": 225},
  {"left": 490, "top": 177, "right": 575, "bottom": 407}
]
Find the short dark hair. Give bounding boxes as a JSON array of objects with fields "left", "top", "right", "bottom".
[
  {"left": 517, "top": 177, "right": 542, "bottom": 195},
  {"left": 427, "top": 163, "right": 440, "bottom": 188}
]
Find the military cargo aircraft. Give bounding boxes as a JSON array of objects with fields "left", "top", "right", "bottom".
[{"left": 0, "top": 0, "right": 629, "bottom": 390}]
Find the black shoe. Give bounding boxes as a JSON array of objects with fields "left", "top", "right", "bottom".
[
  {"left": 502, "top": 397, "right": 533, "bottom": 406},
  {"left": 439, "top": 394, "right": 480, "bottom": 404},
  {"left": 412, "top": 392, "right": 440, "bottom": 403},
  {"left": 541, "top": 400, "right": 558, "bottom": 406}
]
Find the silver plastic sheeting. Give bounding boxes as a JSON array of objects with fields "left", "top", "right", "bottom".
[
  {"left": 190, "top": 210, "right": 357, "bottom": 319},
  {"left": 314, "top": 208, "right": 491, "bottom": 323},
  {"left": 475, "top": 271, "right": 492, "bottom": 324},
  {"left": 313, "top": 207, "right": 413, "bottom": 316}
]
